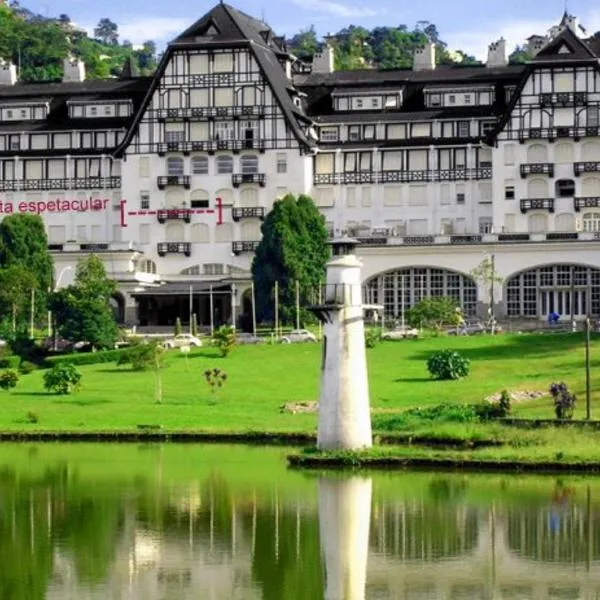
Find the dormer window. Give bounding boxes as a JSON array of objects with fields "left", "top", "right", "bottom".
[
  {"left": 90, "top": 107, "right": 97, "bottom": 116},
  {"left": 348, "top": 126, "right": 361, "bottom": 142},
  {"left": 464, "top": 95, "right": 472, "bottom": 104},
  {"left": 449, "top": 95, "right": 456, "bottom": 105},
  {"left": 371, "top": 98, "right": 379, "bottom": 108},
  {"left": 104, "top": 106, "right": 111, "bottom": 116},
  {"left": 320, "top": 128, "right": 338, "bottom": 142},
  {"left": 384, "top": 96, "right": 398, "bottom": 109},
  {"left": 458, "top": 121, "right": 470, "bottom": 137},
  {"left": 355, "top": 99, "right": 363, "bottom": 109},
  {"left": 20, "top": 109, "right": 27, "bottom": 118},
  {"left": 430, "top": 94, "right": 441, "bottom": 107},
  {"left": 6, "top": 110, "right": 12, "bottom": 118}
]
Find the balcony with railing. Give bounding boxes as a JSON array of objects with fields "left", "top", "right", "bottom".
[
  {"left": 539, "top": 92, "right": 587, "bottom": 107},
  {"left": 157, "top": 208, "right": 192, "bottom": 224},
  {"left": 519, "top": 126, "right": 599, "bottom": 141},
  {"left": 574, "top": 197, "right": 600, "bottom": 211},
  {"left": 520, "top": 163, "right": 554, "bottom": 178},
  {"left": 232, "top": 241, "right": 260, "bottom": 255},
  {"left": 157, "top": 142, "right": 191, "bottom": 156},
  {"left": 0, "top": 177, "right": 121, "bottom": 191},
  {"left": 232, "top": 207, "right": 265, "bottom": 221},
  {"left": 574, "top": 162, "right": 600, "bottom": 176},
  {"left": 157, "top": 175, "right": 190, "bottom": 190},
  {"left": 157, "top": 242, "right": 191, "bottom": 257},
  {"left": 313, "top": 169, "right": 491, "bottom": 186},
  {"left": 520, "top": 198, "right": 555, "bottom": 213},
  {"left": 232, "top": 173, "right": 266, "bottom": 187}
]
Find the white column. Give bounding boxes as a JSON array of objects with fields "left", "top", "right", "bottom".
[{"left": 318, "top": 476, "right": 372, "bottom": 600}]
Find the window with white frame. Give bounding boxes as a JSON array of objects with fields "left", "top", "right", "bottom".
[
  {"left": 240, "top": 154, "right": 259, "bottom": 174},
  {"left": 167, "top": 157, "right": 184, "bottom": 176},
  {"left": 348, "top": 126, "right": 360, "bottom": 142},
  {"left": 448, "top": 95, "right": 456, "bottom": 104},
  {"left": 190, "top": 189, "right": 209, "bottom": 208},
  {"left": 215, "top": 122, "right": 234, "bottom": 140},
  {"left": 479, "top": 218, "right": 493, "bottom": 233},
  {"left": 320, "top": 128, "right": 338, "bottom": 142},
  {"left": 583, "top": 212, "right": 600, "bottom": 232},
  {"left": 457, "top": 121, "right": 470, "bottom": 137},
  {"left": 165, "top": 130, "right": 185, "bottom": 143},
  {"left": 481, "top": 121, "right": 496, "bottom": 136},
  {"left": 505, "top": 185, "right": 515, "bottom": 200},
  {"left": 216, "top": 155, "right": 233, "bottom": 174},
  {"left": 363, "top": 125, "right": 375, "bottom": 140},
  {"left": 587, "top": 108, "right": 599, "bottom": 128},
  {"left": 276, "top": 153, "right": 287, "bottom": 174},
  {"left": 464, "top": 94, "right": 472, "bottom": 104},
  {"left": 140, "top": 191, "right": 150, "bottom": 210},
  {"left": 429, "top": 94, "right": 441, "bottom": 107},
  {"left": 556, "top": 179, "right": 575, "bottom": 198},
  {"left": 191, "top": 155, "right": 208, "bottom": 175}
]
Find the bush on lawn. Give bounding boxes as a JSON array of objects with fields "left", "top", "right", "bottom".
[
  {"left": 18, "top": 361, "right": 37, "bottom": 375},
  {"left": 212, "top": 326, "right": 236, "bottom": 358},
  {"left": 550, "top": 382, "right": 576, "bottom": 420},
  {"left": 117, "top": 341, "right": 164, "bottom": 371},
  {"left": 0, "top": 369, "right": 19, "bottom": 390},
  {"left": 0, "top": 355, "right": 21, "bottom": 369},
  {"left": 427, "top": 350, "right": 470, "bottom": 380},
  {"left": 43, "top": 363, "right": 82, "bottom": 395},
  {"left": 365, "top": 328, "right": 381, "bottom": 349}
]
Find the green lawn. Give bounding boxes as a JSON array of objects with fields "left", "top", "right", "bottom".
[{"left": 0, "top": 332, "right": 598, "bottom": 433}]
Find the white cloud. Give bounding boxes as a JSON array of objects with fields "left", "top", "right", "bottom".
[
  {"left": 289, "top": 0, "right": 382, "bottom": 19},
  {"left": 83, "top": 16, "right": 190, "bottom": 45},
  {"left": 444, "top": 10, "right": 600, "bottom": 60}
]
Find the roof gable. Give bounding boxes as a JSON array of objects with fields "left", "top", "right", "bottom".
[{"left": 532, "top": 27, "right": 597, "bottom": 62}]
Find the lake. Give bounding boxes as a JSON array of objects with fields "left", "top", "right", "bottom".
[{"left": 0, "top": 443, "right": 598, "bottom": 599}]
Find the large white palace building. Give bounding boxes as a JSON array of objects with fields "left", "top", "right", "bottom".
[{"left": 1, "top": 4, "right": 600, "bottom": 328}]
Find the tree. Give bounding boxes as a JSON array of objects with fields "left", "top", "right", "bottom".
[
  {"left": 50, "top": 255, "right": 118, "bottom": 349},
  {"left": 94, "top": 18, "right": 118, "bottom": 45},
  {"left": 0, "top": 214, "right": 53, "bottom": 327},
  {"left": 470, "top": 257, "right": 503, "bottom": 332},
  {"left": 212, "top": 325, "right": 236, "bottom": 358},
  {"left": 288, "top": 26, "right": 319, "bottom": 61},
  {"left": 406, "top": 297, "right": 460, "bottom": 332},
  {"left": 0, "top": 266, "right": 36, "bottom": 335},
  {"left": 509, "top": 44, "right": 532, "bottom": 64},
  {"left": 252, "top": 194, "right": 329, "bottom": 324}
]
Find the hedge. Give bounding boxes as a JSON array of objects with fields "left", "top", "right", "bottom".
[{"left": 43, "top": 348, "right": 128, "bottom": 368}]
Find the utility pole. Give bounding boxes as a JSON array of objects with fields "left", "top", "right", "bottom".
[
  {"left": 274, "top": 281, "right": 279, "bottom": 340},
  {"left": 295, "top": 280, "right": 300, "bottom": 330},
  {"left": 585, "top": 317, "right": 591, "bottom": 420},
  {"left": 490, "top": 254, "right": 496, "bottom": 335}
]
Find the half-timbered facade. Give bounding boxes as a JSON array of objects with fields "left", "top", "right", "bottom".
[{"left": 1, "top": 5, "right": 600, "bottom": 327}]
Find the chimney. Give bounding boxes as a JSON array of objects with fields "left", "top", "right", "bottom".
[
  {"left": 487, "top": 38, "right": 508, "bottom": 67},
  {"left": 62, "top": 55, "right": 86, "bottom": 83},
  {"left": 413, "top": 41, "right": 436, "bottom": 71},
  {"left": 527, "top": 35, "right": 547, "bottom": 57},
  {"left": 0, "top": 58, "right": 17, "bottom": 85},
  {"left": 312, "top": 37, "right": 335, "bottom": 74}
]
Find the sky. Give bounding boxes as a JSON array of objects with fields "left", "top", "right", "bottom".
[{"left": 19, "top": 0, "right": 600, "bottom": 59}]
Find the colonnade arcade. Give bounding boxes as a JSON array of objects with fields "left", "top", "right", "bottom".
[{"left": 363, "top": 263, "right": 600, "bottom": 321}]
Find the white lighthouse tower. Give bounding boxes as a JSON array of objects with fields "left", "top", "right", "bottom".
[{"left": 310, "top": 238, "right": 373, "bottom": 451}]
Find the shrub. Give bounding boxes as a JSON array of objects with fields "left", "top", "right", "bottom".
[
  {"left": 174, "top": 317, "right": 182, "bottom": 336},
  {"left": 550, "top": 382, "right": 576, "bottom": 420},
  {"left": 426, "top": 350, "right": 470, "bottom": 380},
  {"left": 212, "top": 326, "right": 236, "bottom": 357},
  {"left": 43, "top": 363, "right": 82, "bottom": 395},
  {"left": 499, "top": 390, "right": 512, "bottom": 415},
  {"left": 365, "top": 328, "right": 381, "bottom": 349},
  {"left": 0, "top": 369, "right": 19, "bottom": 390},
  {"left": 204, "top": 368, "right": 227, "bottom": 394},
  {"left": 19, "top": 361, "right": 37, "bottom": 375},
  {"left": 117, "top": 341, "right": 164, "bottom": 372},
  {"left": 0, "top": 355, "right": 21, "bottom": 370},
  {"left": 26, "top": 411, "right": 38, "bottom": 424}
]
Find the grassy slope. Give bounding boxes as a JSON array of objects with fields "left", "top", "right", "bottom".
[{"left": 0, "top": 332, "right": 598, "bottom": 433}]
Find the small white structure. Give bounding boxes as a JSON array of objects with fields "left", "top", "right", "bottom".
[
  {"left": 310, "top": 238, "right": 373, "bottom": 450},
  {"left": 318, "top": 476, "right": 372, "bottom": 600}
]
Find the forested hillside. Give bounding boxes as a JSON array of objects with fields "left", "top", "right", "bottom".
[{"left": 0, "top": 0, "right": 535, "bottom": 83}]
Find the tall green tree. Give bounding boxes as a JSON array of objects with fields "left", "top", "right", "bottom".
[
  {"left": 0, "top": 214, "right": 53, "bottom": 326},
  {"left": 0, "top": 266, "right": 36, "bottom": 335},
  {"left": 50, "top": 255, "right": 118, "bottom": 348},
  {"left": 252, "top": 194, "right": 329, "bottom": 324},
  {"left": 94, "top": 18, "right": 118, "bottom": 45}
]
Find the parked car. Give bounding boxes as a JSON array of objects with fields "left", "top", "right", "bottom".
[
  {"left": 280, "top": 329, "right": 318, "bottom": 343},
  {"left": 163, "top": 334, "right": 203, "bottom": 349},
  {"left": 382, "top": 326, "right": 419, "bottom": 340},
  {"left": 236, "top": 332, "right": 264, "bottom": 345},
  {"left": 447, "top": 320, "right": 485, "bottom": 336}
]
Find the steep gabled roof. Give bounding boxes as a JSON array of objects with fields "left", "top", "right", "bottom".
[
  {"left": 532, "top": 27, "right": 597, "bottom": 62},
  {"left": 118, "top": 3, "right": 313, "bottom": 155}
]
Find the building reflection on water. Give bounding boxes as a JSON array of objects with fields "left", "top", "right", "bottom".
[{"left": 2, "top": 459, "right": 600, "bottom": 599}]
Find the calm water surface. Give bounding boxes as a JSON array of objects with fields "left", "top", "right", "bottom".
[{"left": 0, "top": 443, "right": 599, "bottom": 599}]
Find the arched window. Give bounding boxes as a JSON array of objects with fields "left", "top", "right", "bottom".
[
  {"left": 555, "top": 213, "right": 574, "bottom": 231},
  {"left": 191, "top": 155, "right": 208, "bottom": 175},
  {"left": 239, "top": 187, "right": 258, "bottom": 207},
  {"left": 240, "top": 154, "right": 259, "bottom": 174},
  {"left": 528, "top": 213, "right": 547, "bottom": 233},
  {"left": 167, "top": 157, "right": 184, "bottom": 176},
  {"left": 166, "top": 222, "right": 184, "bottom": 242},
  {"left": 190, "top": 189, "right": 209, "bottom": 208},
  {"left": 555, "top": 179, "right": 575, "bottom": 198},
  {"left": 526, "top": 144, "right": 547, "bottom": 163},
  {"left": 365, "top": 267, "right": 477, "bottom": 320},
  {"left": 139, "top": 259, "right": 157, "bottom": 274},
  {"left": 583, "top": 213, "right": 600, "bottom": 232},
  {"left": 216, "top": 155, "right": 233, "bottom": 174}
]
